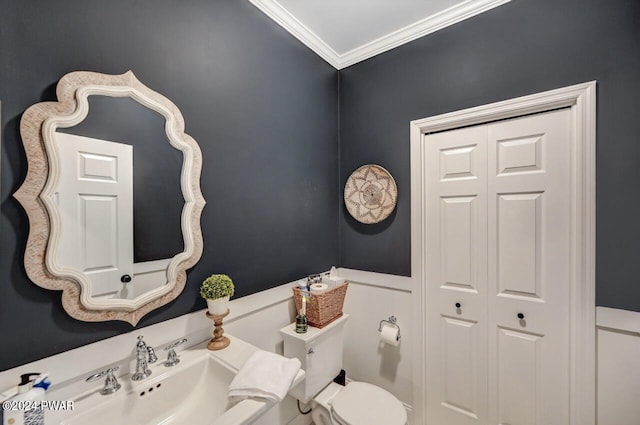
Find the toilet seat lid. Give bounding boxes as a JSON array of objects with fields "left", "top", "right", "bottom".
[{"left": 330, "top": 382, "right": 407, "bottom": 425}]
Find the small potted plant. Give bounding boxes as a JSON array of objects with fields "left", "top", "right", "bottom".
[{"left": 200, "top": 274, "right": 235, "bottom": 315}]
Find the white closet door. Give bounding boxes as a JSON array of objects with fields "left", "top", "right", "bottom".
[
  {"left": 425, "top": 125, "right": 488, "bottom": 425},
  {"left": 425, "top": 108, "right": 572, "bottom": 425},
  {"left": 486, "top": 109, "right": 571, "bottom": 425},
  {"left": 55, "top": 133, "right": 134, "bottom": 298}
]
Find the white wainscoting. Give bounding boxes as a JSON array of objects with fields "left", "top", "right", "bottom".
[
  {"left": 0, "top": 278, "right": 307, "bottom": 425},
  {"left": 19, "top": 272, "right": 640, "bottom": 425},
  {"left": 229, "top": 269, "right": 416, "bottom": 424},
  {"left": 337, "top": 268, "right": 414, "bottom": 409},
  {"left": 0, "top": 271, "right": 414, "bottom": 425},
  {"left": 596, "top": 307, "right": 640, "bottom": 425}
]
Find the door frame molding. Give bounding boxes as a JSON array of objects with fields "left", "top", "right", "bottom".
[{"left": 410, "top": 81, "right": 596, "bottom": 425}]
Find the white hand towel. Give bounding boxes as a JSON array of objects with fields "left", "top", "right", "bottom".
[{"left": 228, "top": 350, "right": 301, "bottom": 403}]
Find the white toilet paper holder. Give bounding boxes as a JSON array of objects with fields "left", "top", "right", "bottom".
[{"left": 378, "top": 316, "right": 401, "bottom": 340}]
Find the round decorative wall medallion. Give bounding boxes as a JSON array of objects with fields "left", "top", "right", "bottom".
[{"left": 344, "top": 164, "right": 397, "bottom": 224}]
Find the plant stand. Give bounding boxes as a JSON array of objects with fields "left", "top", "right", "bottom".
[{"left": 206, "top": 309, "right": 230, "bottom": 350}]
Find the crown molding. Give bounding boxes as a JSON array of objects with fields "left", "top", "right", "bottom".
[
  {"left": 248, "top": 0, "right": 511, "bottom": 70},
  {"left": 248, "top": 0, "right": 342, "bottom": 68},
  {"left": 338, "top": 0, "right": 512, "bottom": 69}
]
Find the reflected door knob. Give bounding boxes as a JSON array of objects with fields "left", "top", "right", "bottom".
[{"left": 121, "top": 274, "right": 132, "bottom": 283}]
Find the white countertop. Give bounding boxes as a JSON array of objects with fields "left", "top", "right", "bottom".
[{"left": 206, "top": 334, "right": 306, "bottom": 388}]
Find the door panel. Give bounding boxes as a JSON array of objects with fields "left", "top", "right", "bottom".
[
  {"left": 487, "top": 109, "right": 571, "bottom": 425},
  {"left": 441, "top": 196, "right": 478, "bottom": 291},
  {"left": 497, "top": 327, "right": 542, "bottom": 425},
  {"left": 496, "top": 135, "right": 543, "bottom": 175},
  {"left": 80, "top": 195, "right": 118, "bottom": 272},
  {"left": 425, "top": 109, "right": 572, "bottom": 425},
  {"left": 55, "top": 133, "right": 133, "bottom": 298},
  {"left": 440, "top": 144, "right": 479, "bottom": 180},
  {"left": 441, "top": 316, "right": 482, "bottom": 419},
  {"left": 426, "top": 125, "right": 488, "bottom": 425},
  {"left": 496, "top": 192, "right": 543, "bottom": 299}
]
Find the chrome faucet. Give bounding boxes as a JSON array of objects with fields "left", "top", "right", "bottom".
[
  {"left": 164, "top": 338, "right": 187, "bottom": 367},
  {"left": 131, "top": 335, "right": 156, "bottom": 381},
  {"left": 86, "top": 366, "right": 121, "bottom": 395}
]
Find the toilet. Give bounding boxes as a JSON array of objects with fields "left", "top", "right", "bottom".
[{"left": 280, "top": 314, "right": 407, "bottom": 425}]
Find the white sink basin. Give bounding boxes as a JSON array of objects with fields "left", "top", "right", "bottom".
[{"left": 48, "top": 336, "right": 301, "bottom": 425}]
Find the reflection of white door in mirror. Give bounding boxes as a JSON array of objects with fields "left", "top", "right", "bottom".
[
  {"left": 15, "top": 70, "right": 206, "bottom": 325},
  {"left": 55, "top": 133, "right": 133, "bottom": 299}
]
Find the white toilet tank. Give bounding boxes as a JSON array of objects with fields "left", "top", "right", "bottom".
[{"left": 280, "top": 314, "right": 349, "bottom": 403}]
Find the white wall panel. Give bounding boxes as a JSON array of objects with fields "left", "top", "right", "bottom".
[
  {"left": 7, "top": 277, "right": 639, "bottom": 425},
  {"left": 597, "top": 307, "right": 640, "bottom": 425},
  {"left": 0, "top": 268, "right": 411, "bottom": 425},
  {"left": 339, "top": 277, "right": 414, "bottom": 406}
]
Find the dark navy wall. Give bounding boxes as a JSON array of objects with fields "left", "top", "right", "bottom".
[
  {"left": 0, "top": 0, "right": 339, "bottom": 370},
  {"left": 339, "top": 0, "right": 640, "bottom": 311},
  {"left": 3, "top": 0, "right": 638, "bottom": 372}
]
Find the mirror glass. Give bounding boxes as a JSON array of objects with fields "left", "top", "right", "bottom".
[
  {"left": 53, "top": 96, "right": 183, "bottom": 300},
  {"left": 15, "top": 71, "right": 205, "bottom": 325}
]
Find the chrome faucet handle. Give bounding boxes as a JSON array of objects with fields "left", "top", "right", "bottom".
[
  {"left": 164, "top": 338, "right": 187, "bottom": 367},
  {"left": 135, "top": 335, "right": 158, "bottom": 363},
  {"left": 165, "top": 338, "right": 187, "bottom": 350},
  {"left": 136, "top": 335, "right": 147, "bottom": 349},
  {"left": 147, "top": 345, "right": 158, "bottom": 364},
  {"left": 131, "top": 335, "right": 152, "bottom": 381},
  {"left": 86, "top": 366, "right": 121, "bottom": 395}
]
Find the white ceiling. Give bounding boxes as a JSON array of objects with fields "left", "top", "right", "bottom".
[
  {"left": 249, "top": 0, "right": 511, "bottom": 69},
  {"left": 277, "top": 0, "right": 463, "bottom": 55}
]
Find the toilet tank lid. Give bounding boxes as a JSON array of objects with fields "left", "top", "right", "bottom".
[
  {"left": 331, "top": 382, "right": 407, "bottom": 425},
  {"left": 279, "top": 314, "right": 349, "bottom": 344}
]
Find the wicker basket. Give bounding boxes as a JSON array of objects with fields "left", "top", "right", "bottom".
[{"left": 293, "top": 282, "right": 349, "bottom": 328}]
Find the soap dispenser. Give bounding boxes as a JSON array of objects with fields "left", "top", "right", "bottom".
[{"left": 2, "top": 373, "right": 48, "bottom": 425}]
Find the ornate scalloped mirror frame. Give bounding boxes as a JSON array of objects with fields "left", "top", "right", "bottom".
[{"left": 14, "top": 71, "right": 206, "bottom": 325}]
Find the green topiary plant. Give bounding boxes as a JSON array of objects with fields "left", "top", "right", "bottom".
[{"left": 200, "top": 274, "right": 235, "bottom": 300}]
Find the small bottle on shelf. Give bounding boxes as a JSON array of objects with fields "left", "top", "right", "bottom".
[{"left": 295, "top": 290, "right": 309, "bottom": 333}]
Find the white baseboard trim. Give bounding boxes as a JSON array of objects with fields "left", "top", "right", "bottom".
[{"left": 596, "top": 306, "right": 640, "bottom": 334}]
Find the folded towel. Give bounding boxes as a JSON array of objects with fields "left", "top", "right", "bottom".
[{"left": 228, "top": 350, "right": 301, "bottom": 403}]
